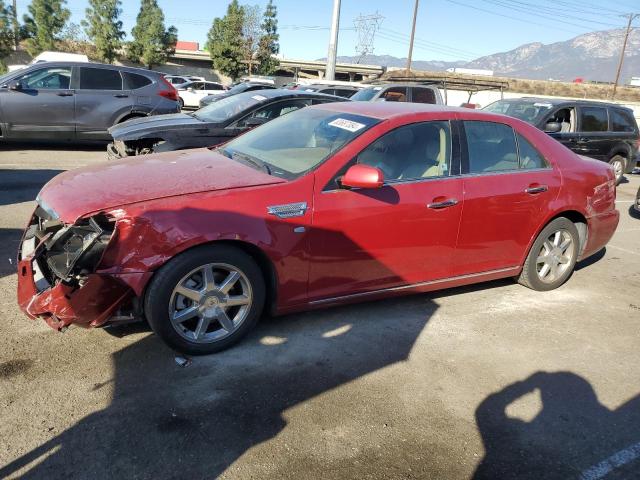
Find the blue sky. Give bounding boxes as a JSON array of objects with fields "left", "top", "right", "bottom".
[{"left": 15, "top": 0, "right": 639, "bottom": 61}]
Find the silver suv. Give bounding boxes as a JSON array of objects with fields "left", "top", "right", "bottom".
[
  {"left": 0, "top": 62, "right": 180, "bottom": 142},
  {"left": 350, "top": 83, "right": 444, "bottom": 104}
]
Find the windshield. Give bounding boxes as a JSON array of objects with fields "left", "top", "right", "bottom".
[
  {"left": 228, "top": 83, "right": 251, "bottom": 94},
  {"left": 483, "top": 100, "right": 553, "bottom": 124},
  {"left": 350, "top": 87, "right": 380, "bottom": 101},
  {"left": 194, "top": 91, "right": 266, "bottom": 122},
  {"left": 218, "top": 107, "right": 379, "bottom": 178}
]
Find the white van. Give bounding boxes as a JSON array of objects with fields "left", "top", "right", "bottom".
[{"left": 8, "top": 51, "right": 90, "bottom": 72}]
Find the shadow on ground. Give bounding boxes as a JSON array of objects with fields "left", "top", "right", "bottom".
[
  {"left": 473, "top": 371, "right": 640, "bottom": 480},
  {"left": 0, "top": 296, "right": 436, "bottom": 479},
  {"left": 0, "top": 141, "right": 106, "bottom": 152},
  {"left": 0, "top": 169, "right": 64, "bottom": 207}
]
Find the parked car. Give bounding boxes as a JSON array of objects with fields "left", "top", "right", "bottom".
[
  {"left": 299, "top": 84, "right": 362, "bottom": 98},
  {"left": 7, "top": 51, "right": 89, "bottom": 72},
  {"left": 177, "top": 80, "right": 227, "bottom": 109},
  {"left": 108, "top": 89, "right": 348, "bottom": 158},
  {"left": 164, "top": 75, "right": 206, "bottom": 86},
  {"left": 483, "top": 98, "right": 640, "bottom": 184},
  {"left": 350, "top": 83, "right": 444, "bottom": 104},
  {"left": 18, "top": 103, "right": 619, "bottom": 354},
  {"left": 199, "top": 81, "right": 277, "bottom": 108},
  {"left": 0, "top": 62, "right": 179, "bottom": 142},
  {"left": 634, "top": 185, "right": 640, "bottom": 216}
]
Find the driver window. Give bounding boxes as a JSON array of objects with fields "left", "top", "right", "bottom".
[
  {"left": 357, "top": 121, "right": 452, "bottom": 181},
  {"left": 15, "top": 67, "right": 72, "bottom": 90},
  {"left": 547, "top": 107, "right": 576, "bottom": 133}
]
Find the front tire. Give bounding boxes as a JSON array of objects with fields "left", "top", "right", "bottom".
[
  {"left": 518, "top": 218, "right": 579, "bottom": 291},
  {"left": 609, "top": 155, "right": 626, "bottom": 185},
  {"left": 145, "top": 245, "right": 265, "bottom": 355}
]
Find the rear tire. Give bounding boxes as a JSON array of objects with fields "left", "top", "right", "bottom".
[
  {"left": 178, "top": 97, "right": 184, "bottom": 110},
  {"left": 144, "top": 245, "right": 265, "bottom": 355},
  {"left": 518, "top": 218, "right": 579, "bottom": 291},
  {"left": 609, "top": 155, "right": 626, "bottom": 185}
]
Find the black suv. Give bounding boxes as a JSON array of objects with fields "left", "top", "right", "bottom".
[{"left": 484, "top": 97, "right": 640, "bottom": 184}]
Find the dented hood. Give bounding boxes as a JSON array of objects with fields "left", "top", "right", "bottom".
[{"left": 37, "top": 148, "right": 285, "bottom": 222}]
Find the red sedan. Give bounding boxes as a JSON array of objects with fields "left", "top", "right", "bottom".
[{"left": 17, "top": 103, "right": 619, "bottom": 354}]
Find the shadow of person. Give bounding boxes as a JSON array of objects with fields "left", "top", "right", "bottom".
[
  {"left": 473, "top": 371, "right": 640, "bottom": 480},
  {"left": 0, "top": 296, "right": 434, "bottom": 479}
]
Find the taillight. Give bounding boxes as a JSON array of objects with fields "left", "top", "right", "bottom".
[{"left": 158, "top": 76, "right": 179, "bottom": 101}]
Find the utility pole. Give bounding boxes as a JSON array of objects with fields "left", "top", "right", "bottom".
[
  {"left": 406, "top": 0, "right": 419, "bottom": 73},
  {"left": 325, "top": 0, "right": 341, "bottom": 81},
  {"left": 612, "top": 13, "right": 638, "bottom": 100},
  {"left": 12, "top": 0, "right": 18, "bottom": 50}
]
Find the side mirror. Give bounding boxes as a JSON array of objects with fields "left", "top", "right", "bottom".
[
  {"left": 341, "top": 164, "right": 384, "bottom": 189},
  {"left": 544, "top": 121, "right": 562, "bottom": 133},
  {"left": 9, "top": 81, "right": 23, "bottom": 91},
  {"left": 244, "top": 117, "right": 269, "bottom": 128}
]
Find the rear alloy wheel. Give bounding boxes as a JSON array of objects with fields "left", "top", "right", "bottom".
[
  {"left": 145, "top": 245, "right": 265, "bottom": 355},
  {"left": 518, "top": 217, "right": 579, "bottom": 291},
  {"left": 178, "top": 97, "right": 184, "bottom": 110},
  {"left": 609, "top": 155, "right": 626, "bottom": 186}
]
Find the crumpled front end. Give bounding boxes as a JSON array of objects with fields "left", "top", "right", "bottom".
[{"left": 16, "top": 204, "right": 133, "bottom": 330}]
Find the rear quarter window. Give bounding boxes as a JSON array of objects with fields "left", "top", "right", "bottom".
[
  {"left": 610, "top": 109, "right": 637, "bottom": 133},
  {"left": 123, "top": 72, "right": 153, "bottom": 90}
]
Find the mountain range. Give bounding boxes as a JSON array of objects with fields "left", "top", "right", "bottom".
[{"left": 330, "top": 29, "right": 640, "bottom": 82}]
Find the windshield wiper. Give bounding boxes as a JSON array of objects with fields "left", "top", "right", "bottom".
[{"left": 231, "top": 151, "right": 271, "bottom": 175}]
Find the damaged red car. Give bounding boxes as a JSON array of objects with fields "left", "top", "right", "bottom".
[{"left": 17, "top": 103, "right": 619, "bottom": 354}]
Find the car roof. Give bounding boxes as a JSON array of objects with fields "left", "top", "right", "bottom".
[
  {"left": 13, "top": 61, "right": 164, "bottom": 76},
  {"left": 361, "top": 83, "right": 438, "bottom": 89},
  {"left": 311, "top": 101, "right": 467, "bottom": 119},
  {"left": 233, "top": 88, "right": 349, "bottom": 101},
  {"left": 496, "top": 97, "right": 630, "bottom": 109}
]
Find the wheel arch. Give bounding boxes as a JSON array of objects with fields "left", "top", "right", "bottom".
[
  {"left": 141, "top": 239, "right": 279, "bottom": 317},
  {"left": 117, "top": 112, "right": 148, "bottom": 124},
  {"left": 522, "top": 209, "right": 589, "bottom": 265}
]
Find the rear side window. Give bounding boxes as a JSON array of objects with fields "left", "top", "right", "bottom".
[
  {"left": 464, "top": 121, "right": 519, "bottom": 173},
  {"left": 380, "top": 87, "right": 407, "bottom": 102},
  {"left": 206, "top": 83, "right": 224, "bottom": 90},
  {"left": 610, "top": 109, "right": 636, "bottom": 133},
  {"left": 411, "top": 87, "right": 437, "bottom": 104},
  {"left": 516, "top": 133, "right": 548, "bottom": 169},
  {"left": 123, "top": 72, "right": 152, "bottom": 90},
  {"left": 79, "top": 67, "right": 123, "bottom": 90},
  {"left": 580, "top": 107, "right": 608, "bottom": 132}
]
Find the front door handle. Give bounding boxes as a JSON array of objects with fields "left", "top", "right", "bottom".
[
  {"left": 427, "top": 198, "right": 458, "bottom": 209},
  {"left": 56, "top": 92, "right": 73, "bottom": 96},
  {"left": 525, "top": 185, "right": 548, "bottom": 194}
]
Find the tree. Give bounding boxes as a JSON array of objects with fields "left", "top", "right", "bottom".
[
  {"left": 255, "top": 0, "right": 279, "bottom": 75},
  {"left": 207, "top": 0, "right": 245, "bottom": 80},
  {"left": 82, "top": 0, "right": 124, "bottom": 64},
  {"left": 128, "top": 0, "right": 177, "bottom": 69},
  {"left": 242, "top": 5, "right": 261, "bottom": 75},
  {"left": 0, "top": 1, "right": 13, "bottom": 73},
  {"left": 22, "top": 0, "right": 70, "bottom": 56}
]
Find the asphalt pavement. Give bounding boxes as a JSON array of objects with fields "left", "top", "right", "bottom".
[{"left": 1, "top": 143, "right": 639, "bottom": 479}]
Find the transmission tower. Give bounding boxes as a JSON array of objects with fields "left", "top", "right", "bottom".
[{"left": 353, "top": 12, "right": 384, "bottom": 63}]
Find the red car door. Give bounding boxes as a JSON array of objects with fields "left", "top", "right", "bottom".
[
  {"left": 308, "top": 120, "right": 463, "bottom": 301},
  {"left": 454, "top": 120, "right": 562, "bottom": 276}
]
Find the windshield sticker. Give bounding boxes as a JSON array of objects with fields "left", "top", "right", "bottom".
[
  {"left": 251, "top": 94, "right": 267, "bottom": 101},
  {"left": 328, "top": 118, "right": 367, "bottom": 132}
]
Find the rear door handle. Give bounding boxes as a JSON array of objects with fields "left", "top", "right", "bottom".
[
  {"left": 56, "top": 92, "right": 73, "bottom": 96},
  {"left": 427, "top": 198, "right": 458, "bottom": 209},
  {"left": 525, "top": 185, "right": 548, "bottom": 194},
  {"left": 114, "top": 94, "right": 129, "bottom": 98}
]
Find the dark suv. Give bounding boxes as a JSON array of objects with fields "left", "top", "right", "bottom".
[
  {"left": 0, "top": 62, "right": 179, "bottom": 142},
  {"left": 484, "top": 97, "right": 640, "bottom": 184}
]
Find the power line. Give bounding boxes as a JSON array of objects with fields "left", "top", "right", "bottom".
[{"left": 380, "top": 28, "right": 482, "bottom": 58}]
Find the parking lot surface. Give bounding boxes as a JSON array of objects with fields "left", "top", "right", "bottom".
[{"left": 1, "top": 144, "right": 639, "bottom": 479}]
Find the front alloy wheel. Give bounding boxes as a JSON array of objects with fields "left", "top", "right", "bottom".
[
  {"left": 169, "top": 263, "right": 252, "bottom": 343},
  {"left": 145, "top": 245, "right": 265, "bottom": 355}
]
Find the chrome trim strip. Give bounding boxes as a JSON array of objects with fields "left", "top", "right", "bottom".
[{"left": 308, "top": 266, "right": 520, "bottom": 305}]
